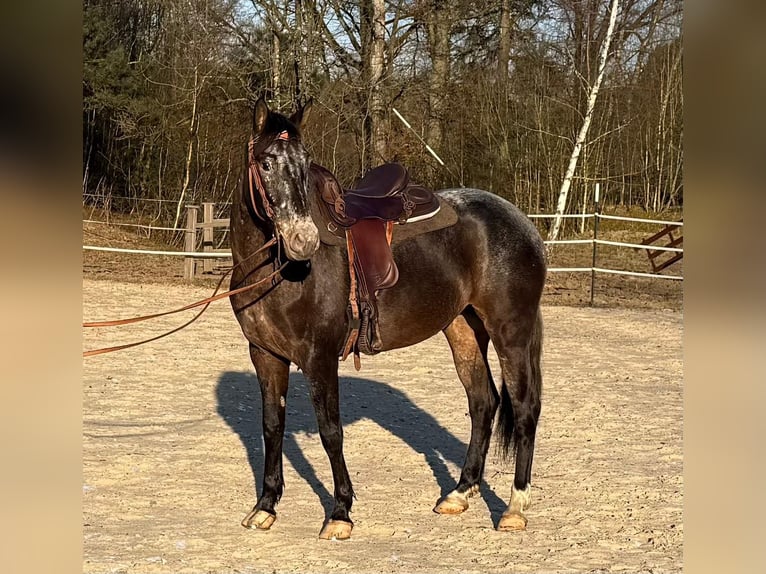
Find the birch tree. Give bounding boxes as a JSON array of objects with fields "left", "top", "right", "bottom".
[
  {"left": 83, "top": 0, "right": 683, "bottom": 228},
  {"left": 548, "top": 0, "right": 620, "bottom": 242}
]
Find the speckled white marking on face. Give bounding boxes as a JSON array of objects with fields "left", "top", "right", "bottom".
[
  {"left": 279, "top": 395, "right": 286, "bottom": 408},
  {"left": 260, "top": 139, "right": 319, "bottom": 259},
  {"left": 268, "top": 144, "right": 307, "bottom": 222}
]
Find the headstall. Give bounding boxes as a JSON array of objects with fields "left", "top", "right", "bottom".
[
  {"left": 247, "top": 130, "right": 292, "bottom": 222},
  {"left": 82, "top": 130, "right": 297, "bottom": 358}
]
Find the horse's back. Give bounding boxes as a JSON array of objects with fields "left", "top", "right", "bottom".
[
  {"left": 374, "top": 188, "right": 545, "bottom": 351},
  {"left": 438, "top": 188, "right": 545, "bottom": 263}
]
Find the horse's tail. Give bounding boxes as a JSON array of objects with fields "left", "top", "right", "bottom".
[{"left": 496, "top": 307, "right": 543, "bottom": 459}]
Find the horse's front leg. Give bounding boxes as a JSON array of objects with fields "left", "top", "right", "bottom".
[
  {"left": 305, "top": 357, "right": 355, "bottom": 540},
  {"left": 241, "top": 344, "right": 289, "bottom": 530}
]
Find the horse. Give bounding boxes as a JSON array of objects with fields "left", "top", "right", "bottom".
[{"left": 229, "top": 98, "right": 546, "bottom": 540}]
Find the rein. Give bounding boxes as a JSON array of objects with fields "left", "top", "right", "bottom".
[
  {"left": 83, "top": 239, "right": 278, "bottom": 329},
  {"left": 83, "top": 130, "right": 294, "bottom": 358},
  {"left": 247, "top": 130, "right": 290, "bottom": 221},
  {"left": 83, "top": 238, "right": 283, "bottom": 357}
]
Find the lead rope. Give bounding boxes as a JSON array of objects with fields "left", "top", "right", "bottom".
[
  {"left": 83, "top": 239, "right": 282, "bottom": 357},
  {"left": 84, "top": 131, "right": 294, "bottom": 358}
]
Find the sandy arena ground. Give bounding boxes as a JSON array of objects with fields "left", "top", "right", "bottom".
[{"left": 83, "top": 279, "right": 682, "bottom": 573}]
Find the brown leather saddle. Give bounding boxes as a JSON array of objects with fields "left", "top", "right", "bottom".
[{"left": 309, "top": 162, "right": 457, "bottom": 369}]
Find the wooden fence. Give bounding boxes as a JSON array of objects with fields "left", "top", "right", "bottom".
[
  {"left": 177, "top": 202, "right": 682, "bottom": 288},
  {"left": 183, "top": 203, "right": 232, "bottom": 280},
  {"left": 640, "top": 219, "right": 684, "bottom": 273}
]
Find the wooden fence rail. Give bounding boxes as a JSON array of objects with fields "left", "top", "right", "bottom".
[
  {"left": 639, "top": 219, "right": 683, "bottom": 273},
  {"left": 179, "top": 203, "right": 683, "bottom": 291}
]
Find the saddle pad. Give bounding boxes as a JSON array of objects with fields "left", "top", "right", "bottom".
[{"left": 311, "top": 193, "right": 459, "bottom": 247}]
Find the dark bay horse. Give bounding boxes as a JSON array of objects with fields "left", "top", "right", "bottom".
[{"left": 229, "top": 98, "right": 546, "bottom": 540}]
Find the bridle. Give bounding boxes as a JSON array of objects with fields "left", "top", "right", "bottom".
[
  {"left": 82, "top": 130, "right": 301, "bottom": 358},
  {"left": 83, "top": 239, "right": 283, "bottom": 357},
  {"left": 246, "top": 130, "right": 292, "bottom": 222}
]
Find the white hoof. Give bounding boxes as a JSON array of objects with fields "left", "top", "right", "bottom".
[
  {"left": 319, "top": 519, "right": 353, "bottom": 540},
  {"left": 241, "top": 509, "right": 276, "bottom": 530},
  {"left": 433, "top": 485, "right": 478, "bottom": 515},
  {"left": 497, "top": 510, "right": 527, "bottom": 531},
  {"left": 434, "top": 494, "right": 469, "bottom": 514}
]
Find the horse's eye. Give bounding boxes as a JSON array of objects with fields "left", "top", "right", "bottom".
[{"left": 261, "top": 159, "right": 272, "bottom": 172}]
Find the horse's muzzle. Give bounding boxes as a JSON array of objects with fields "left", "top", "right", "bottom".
[{"left": 281, "top": 220, "right": 320, "bottom": 261}]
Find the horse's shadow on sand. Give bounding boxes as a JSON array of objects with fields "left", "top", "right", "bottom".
[{"left": 215, "top": 372, "right": 507, "bottom": 525}]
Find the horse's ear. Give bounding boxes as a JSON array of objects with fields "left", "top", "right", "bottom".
[
  {"left": 253, "top": 97, "right": 269, "bottom": 135},
  {"left": 289, "top": 98, "right": 313, "bottom": 132}
]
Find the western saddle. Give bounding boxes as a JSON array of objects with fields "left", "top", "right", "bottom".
[{"left": 310, "top": 162, "right": 454, "bottom": 370}]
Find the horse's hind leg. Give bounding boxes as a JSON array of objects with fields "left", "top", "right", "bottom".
[
  {"left": 485, "top": 309, "right": 543, "bottom": 531},
  {"left": 434, "top": 309, "right": 499, "bottom": 515},
  {"left": 241, "top": 344, "right": 289, "bottom": 531}
]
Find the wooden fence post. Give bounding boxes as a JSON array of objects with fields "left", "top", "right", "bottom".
[
  {"left": 202, "top": 202, "right": 214, "bottom": 273},
  {"left": 183, "top": 205, "right": 199, "bottom": 280}
]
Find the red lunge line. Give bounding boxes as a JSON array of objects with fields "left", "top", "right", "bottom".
[{"left": 83, "top": 237, "right": 282, "bottom": 357}]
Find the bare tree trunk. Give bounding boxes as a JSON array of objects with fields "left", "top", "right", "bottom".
[
  {"left": 369, "top": 0, "right": 386, "bottom": 165},
  {"left": 667, "top": 54, "right": 683, "bottom": 208},
  {"left": 357, "top": 0, "right": 387, "bottom": 170},
  {"left": 83, "top": 110, "right": 94, "bottom": 193},
  {"left": 272, "top": 31, "right": 282, "bottom": 105},
  {"left": 173, "top": 66, "right": 201, "bottom": 230},
  {"left": 294, "top": 0, "right": 303, "bottom": 103},
  {"left": 426, "top": 2, "right": 451, "bottom": 185},
  {"left": 496, "top": 0, "right": 512, "bottom": 81},
  {"left": 548, "top": 0, "right": 620, "bottom": 243}
]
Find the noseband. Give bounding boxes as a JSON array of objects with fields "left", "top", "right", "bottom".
[{"left": 247, "top": 130, "right": 292, "bottom": 222}]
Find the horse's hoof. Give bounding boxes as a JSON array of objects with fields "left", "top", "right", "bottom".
[
  {"left": 241, "top": 509, "right": 276, "bottom": 530},
  {"left": 318, "top": 519, "right": 353, "bottom": 540},
  {"left": 433, "top": 494, "right": 469, "bottom": 514},
  {"left": 497, "top": 510, "right": 527, "bottom": 531}
]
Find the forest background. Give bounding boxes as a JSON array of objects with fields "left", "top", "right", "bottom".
[{"left": 82, "top": 0, "right": 682, "bottom": 231}]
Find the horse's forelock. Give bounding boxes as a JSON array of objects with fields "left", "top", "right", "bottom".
[{"left": 251, "top": 115, "right": 301, "bottom": 159}]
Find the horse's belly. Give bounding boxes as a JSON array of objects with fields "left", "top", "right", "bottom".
[{"left": 374, "top": 251, "right": 470, "bottom": 351}]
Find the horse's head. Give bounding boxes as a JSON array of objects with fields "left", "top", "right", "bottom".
[{"left": 247, "top": 97, "right": 320, "bottom": 261}]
